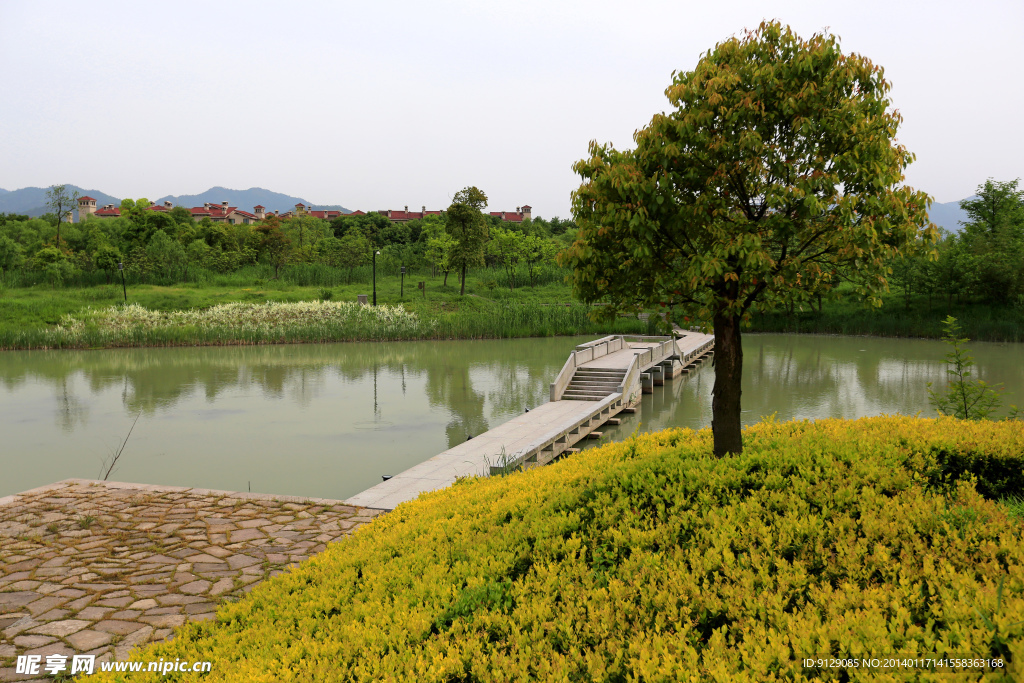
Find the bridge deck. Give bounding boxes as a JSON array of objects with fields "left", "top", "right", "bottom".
[
  {"left": 580, "top": 342, "right": 663, "bottom": 370},
  {"left": 345, "top": 397, "right": 619, "bottom": 510},
  {"left": 344, "top": 332, "right": 713, "bottom": 511}
]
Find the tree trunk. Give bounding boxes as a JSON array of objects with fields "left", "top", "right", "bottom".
[
  {"left": 460, "top": 264, "right": 467, "bottom": 296},
  {"left": 443, "top": 269, "right": 449, "bottom": 286},
  {"left": 711, "top": 311, "right": 743, "bottom": 456}
]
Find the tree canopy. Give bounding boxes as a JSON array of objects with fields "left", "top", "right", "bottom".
[
  {"left": 45, "top": 184, "right": 79, "bottom": 245},
  {"left": 447, "top": 186, "right": 490, "bottom": 296},
  {"left": 561, "top": 21, "right": 936, "bottom": 456}
]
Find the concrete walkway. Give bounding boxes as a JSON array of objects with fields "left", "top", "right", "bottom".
[
  {"left": 0, "top": 479, "right": 382, "bottom": 682},
  {"left": 345, "top": 396, "right": 620, "bottom": 510}
]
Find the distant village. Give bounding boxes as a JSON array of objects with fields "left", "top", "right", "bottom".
[{"left": 75, "top": 197, "right": 532, "bottom": 225}]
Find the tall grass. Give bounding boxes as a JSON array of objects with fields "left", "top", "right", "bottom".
[
  {"left": 690, "top": 277, "right": 1021, "bottom": 342},
  {"left": 748, "top": 299, "right": 1024, "bottom": 342},
  {"left": 0, "top": 263, "right": 564, "bottom": 290},
  {"left": 0, "top": 301, "right": 646, "bottom": 350},
  {"left": 431, "top": 303, "right": 645, "bottom": 339}
]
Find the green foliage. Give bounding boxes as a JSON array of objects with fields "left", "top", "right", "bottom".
[
  {"left": 93, "top": 244, "right": 122, "bottom": 284},
  {"left": 169, "top": 205, "right": 194, "bottom": 226},
  {"left": 487, "top": 226, "right": 524, "bottom": 291},
  {"left": 447, "top": 186, "right": 490, "bottom": 295},
  {"left": 959, "top": 179, "right": 1024, "bottom": 304},
  {"left": 563, "top": 21, "right": 935, "bottom": 456},
  {"left": 333, "top": 230, "right": 371, "bottom": 282},
  {"left": 925, "top": 444, "right": 1024, "bottom": 501},
  {"left": 0, "top": 235, "right": 25, "bottom": 275},
  {"left": 33, "top": 245, "right": 75, "bottom": 287},
  {"left": 928, "top": 316, "right": 1007, "bottom": 419},
  {"left": 90, "top": 417, "right": 1024, "bottom": 682},
  {"left": 45, "top": 184, "right": 79, "bottom": 243},
  {"left": 146, "top": 230, "right": 187, "bottom": 278}
]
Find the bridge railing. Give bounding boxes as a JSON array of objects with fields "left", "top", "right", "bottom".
[
  {"left": 551, "top": 334, "right": 685, "bottom": 401},
  {"left": 551, "top": 335, "right": 626, "bottom": 401},
  {"left": 617, "top": 353, "right": 642, "bottom": 405}
]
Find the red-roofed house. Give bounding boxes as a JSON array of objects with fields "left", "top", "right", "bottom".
[
  {"left": 373, "top": 204, "right": 531, "bottom": 223},
  {"left": 277, "top": 203, "right": 348, "bottom": 221}
]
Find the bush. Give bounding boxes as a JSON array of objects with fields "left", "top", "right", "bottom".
[{"left": 93, "top": 417, "right": 1023, "bottom": 682}]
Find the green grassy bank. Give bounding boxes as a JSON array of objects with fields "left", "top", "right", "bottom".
[
  {"left": 0, "top": 271, "right": 648, "bottom": 350},
  {"left": 91, "top": 416, "right": 1023, "bottom": 682},
  {"left": 2, "top": 266, "right": 1023, "bottom": 349},
  {"left": 746, "top": 288, "right": 1024, "bottom": 343}
]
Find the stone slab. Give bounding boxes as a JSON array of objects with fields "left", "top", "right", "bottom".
[{"left": 0, "top": 479, "right": 380, "bottom": 670}]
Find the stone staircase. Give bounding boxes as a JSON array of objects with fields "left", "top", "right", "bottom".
[{"left": 560, "top": 367, "right": 626, "bottom": 401}]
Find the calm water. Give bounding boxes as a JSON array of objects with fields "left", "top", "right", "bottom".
[{"left": 1, "top": 335, "right": 1021, "bottom": 500}]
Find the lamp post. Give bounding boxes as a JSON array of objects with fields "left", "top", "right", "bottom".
[
  {"left": 400, "top": 265, "right": 406, "bottom": 298},
  {"left": 118, "top": 262, "right": 127, "bottom": 304},
  {"left": 372, "top": 250, "right": 381, "bottom": 306}
]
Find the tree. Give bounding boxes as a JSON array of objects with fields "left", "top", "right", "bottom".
[
  {"left": 488, "top": 227, "right": 524, "bottom": 291},
  {"left": 335, "top": 230, "right": 371, "bottom": 282},
  {"left": 146, "top": 231, "right": 187, "bottom": 279},
  {"left": 93, "top": 244, "right": 122, "bottom": 284},
  {"left": 255, "top": 216, "right": 290, "bottom": 278},
  {"left": 927, "top": 317, "right": 1005, "bottom": 420},
  {"left": 0, "top": 235, "right": 25, "bottom": 277},
  {"left": 120, "top": 198, "right": 154, "bottom": 247},
  {"left": 169, "top": 205, "right": 194, "bottom": 226},
  {"left": 284, "top": 215, "right": 330, "bottom": 261},
  {"left": 523, "top": 235, "right": 557, "bottom": 287},
  {"left": 446, "top": 186, "right": 490, "bottom": 296},
  {"left": 561, "top": 21, "right": 935, "bottom": 456},
  {"left": 46, "top": 185, "right": 79, "bottom": 246},
  {"left": 425, "top": 231, "right": 456, "bottom": 285},
  {"left": 34, "top": 245, "right": 74, "bottom": 287},
  {"left": 958, "top": 179, "right": 1024, "bottom": 304}
]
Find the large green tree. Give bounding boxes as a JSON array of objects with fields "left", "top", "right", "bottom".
[
  {"left": 45, "top": 184, "right": 79, "bottom": 245},
  {"left": 446, "top": 186, "right": 489, "bottom": 295},
  {"left": 958, "top": 178, "right": 1024, "bottom": 304},
  {"left": 562, "top": 21, "right": 935, "bottom": 456}
]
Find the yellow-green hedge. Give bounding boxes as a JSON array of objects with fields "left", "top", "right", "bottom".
[{"left": 95, "top": 417, "right": 1024, "bottom": 682}]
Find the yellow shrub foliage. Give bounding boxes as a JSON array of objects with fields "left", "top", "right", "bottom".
[{"left": 93, "top": 417, "right": 1024, "bottom": 682}]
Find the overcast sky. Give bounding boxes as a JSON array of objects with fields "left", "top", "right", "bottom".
[{"left": 1, "top": 0, "right": 1021, "bottom": 217}]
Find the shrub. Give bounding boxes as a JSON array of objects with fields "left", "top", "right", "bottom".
[{"left": 93, "top": 417, "right": 1023, "bottom": 681}]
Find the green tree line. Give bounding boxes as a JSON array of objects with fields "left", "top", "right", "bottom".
[
  {"left": 890, "top": 178, "right": 1024, "bottom": 311},
  {"left": 0, "top": 188, "right": 579, "bottom": 289}
]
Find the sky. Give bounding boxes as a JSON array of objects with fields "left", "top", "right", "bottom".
[{"left": 1, "top": 0, "right": 1021, "bottom": 218}]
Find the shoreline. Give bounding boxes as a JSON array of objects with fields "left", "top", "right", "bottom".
[{"left": 5, "top": 324, "right": 1023, "bottom": 352}]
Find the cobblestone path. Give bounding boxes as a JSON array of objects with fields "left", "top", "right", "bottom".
[{"left": 0, "top": 479, "right": 383, "bottom": 681}]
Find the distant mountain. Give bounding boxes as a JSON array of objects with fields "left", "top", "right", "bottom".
[
  {"left": 0, "top": 185, "right": 351, "bottom": 219},
  {"left": 0, "top": 185, "right": 120, "bottom": 219},
  {"left": 927, "top": 197, "right": 973, "bottom": 234},
  {"left": 156, "top": 187, "right": 350, "bottom": 214}
]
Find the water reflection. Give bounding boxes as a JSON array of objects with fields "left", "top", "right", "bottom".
[
  {"left": 602, "top": 334, "right": 1023, "bottom": 443},
  {"left": 1, "top": 334, "right": 1021, "bottom": 501},
  {"left": 0, "top": 338, "right": 574, "bottom": 499}
]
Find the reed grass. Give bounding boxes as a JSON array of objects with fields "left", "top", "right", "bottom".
[{"left": 0, "top": 300, "right": 646, "bottom": 350}]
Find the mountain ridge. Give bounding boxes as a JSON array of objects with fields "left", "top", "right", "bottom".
[
  {"left": 0, "top": 185, "right": 350, "bottom": 218},
  {"left": 155, "top": 187, "right": 350, "bottom": 214}
]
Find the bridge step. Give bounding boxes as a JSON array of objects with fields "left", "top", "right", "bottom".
[
  {"left": 560, "top": 392, "right": 607, "bottom": 401},
  {"left": 563, "top": 388, "right": 612, "bottom": 396}
]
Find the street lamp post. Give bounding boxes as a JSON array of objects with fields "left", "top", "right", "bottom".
[
  {"left": 118, "top": 262, "right": 127, "bottom": 304},
  {"left": 372, "top": 250, "right": 381, "bottom": 306}
]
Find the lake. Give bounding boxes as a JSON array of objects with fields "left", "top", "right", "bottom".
[{"left": 2, "top": 334, "right": 1021, "bottom": 500}]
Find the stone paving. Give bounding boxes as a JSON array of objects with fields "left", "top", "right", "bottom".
[{"left": 0, "top": 479, "right": 383, "bottom": 682}]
